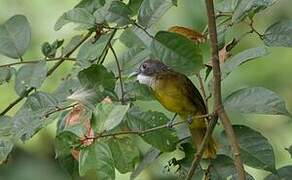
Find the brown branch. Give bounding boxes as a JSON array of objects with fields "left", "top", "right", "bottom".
[
  {"left": 85, "top": 114, "right": 213, "bottom": 140},
  {"left": 0, "top": 57, "right": 76, "bottom": 68},
  {"left": 109, "top": 44, "right": 125, "bottom": 104},
  {"left": 204, "top": 0, "right": 246, "bottom": 180},
  {"left": 0, "top": 31, "right": 93, "bottom": 116},
  {"left": 186, "top": 115, "right": 218, "bottom": 180}
]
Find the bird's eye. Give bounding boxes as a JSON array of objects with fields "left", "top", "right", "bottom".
[{"left": 142, "top": 64, "right": 147, "bottom": 69}]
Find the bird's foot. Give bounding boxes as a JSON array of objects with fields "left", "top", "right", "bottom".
[
  {"left": 187, "top": 115, "right": 193, "bottom": 124},
  {"left": 167, "top": 113, "right": 177, "bottom": 128}
]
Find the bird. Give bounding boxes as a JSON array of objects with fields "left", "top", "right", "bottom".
[{"left": 130, "top": 59, "right": 216, "bottom": 158}]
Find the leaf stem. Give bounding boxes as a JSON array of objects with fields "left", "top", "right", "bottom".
[
  {"left": 109, "top": 44, "right": 125, "bottom": 104},
  {"left": 98, "top": 29, "right": 117, "bottom": 64},
  {"left": 133, "top": 21, "right": 154, "bottom": 39},
  {"left": 0, "top": 57, "right": 76, "bottom": 68}
]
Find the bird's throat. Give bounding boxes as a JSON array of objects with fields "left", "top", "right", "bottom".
[{"left": 137, "top": 74, "right": 153, "bottom": 86}]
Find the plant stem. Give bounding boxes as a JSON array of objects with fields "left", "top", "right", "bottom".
[
  {"left": 98, "top": 29, "right": 117, "bottom": 64},
  {"left": 204, "top": 0, "right": 246, "bottom": 180},
  {"left": 0, "top": 31, "right": 93, "bottom": 116},
  {"left": 0, "top": 57, "right": 76, "bottom": 68},
  {"left": 109, "top": 44, "right": 125, "bottom": 104}
]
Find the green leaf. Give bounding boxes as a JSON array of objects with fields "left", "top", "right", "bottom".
[
  {"left": 221, "top": 47, "right": 269, "bottom": 78},
  {"left": 138, "top": 0, "right": 176, "bottom": 28},
  {"left": 52, "top": 78, "right": 81, "bottom": 101},
  {"left": 264, "top": 165, "right": 292, "bottom": 180},
  {"left": 63, "top": 35, "right": 85, "bottom": 56},
  {"left": 76, "top": 33, "right": 112, "bottom": 69},
  {"left": 232, "top": 0, "right": 275, "bottom": 23},
  {"left": 285, "top": 144, "right": 292, "bottom": 158},
  {"left": 79, "top": 141, "right": 115, "bottom": 179},
  {"left": 108, "top": 137, "right": 140, "bottom": 173},
  {"left": 209, "top": 154, "right": 254, "bottom": 180},
  {"left": 15, "top": 60, "right": 47, "bottom": 96},
  {"left": 127, "top": 108, "right": 179, "bottom": 152},
  {"left": 151, "top": 31, "right": 203, "bottom": 75},
  {"left": 119, "top": 28, "right": 146, "bottom": 48},
  {"left": 92, "top": 103, "right": 130, "bottom": 133},
  {"left": 224, "top": 87, "right": 291, "bottom": 117},
  {"left": 54, "top": 8, "right": 96, "bottom": 31},
  {"left": 0, "top": 116, "right": 14, "bottom": 164},
  {"left": 217, "top": 25, "right": 228, "bottom": 50},
  {"left": 123, "top": 81, "right": 154, "bottom": 101},
  {"left": 0, "top": 15, "right": 31, "bottom": 59},
  {"left": 120, "top": 47, "right": 151, "bottom": 75},
  {"left": 75, "top": 0, "right": 105, "bottom": 13},
  {"left": 216, "top": 0, "right": 239, "bottom": 13},
  {"left": 130, "top": 147, "right": 160, "bottom": 180},
  {"left": 127, "top": 0, "right": 144, "bottom": 16},
  {"left": 105, "top": 1, "right": 133, "bottom": 26},
  {"left": 221, "top": 125, "right": 276, "bottom": 173},
  {"left": 77, "top": 64, "right": 116, "bottom": 103},
  {"left": 0, "top": 67, "right": 15, "bottom": 85},
  {"left": 263, "top": 20, "right": 292, "bottom": 47},
  {"left": 12, "top": 92, "right": 60, "bottom": 141},
  {"left": 41, "top": 39, "right": 64, "bottom": 58}
]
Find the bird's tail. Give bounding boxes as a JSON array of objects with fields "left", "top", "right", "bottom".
[{"left": 189, "top": 116, "right": 217, "bottom": 159}]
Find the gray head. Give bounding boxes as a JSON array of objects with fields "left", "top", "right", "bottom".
[{"left": 134, "top": 59, "right": 169, "bottom": 76}]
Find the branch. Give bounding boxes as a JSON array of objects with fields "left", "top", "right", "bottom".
[
  {"left": 98, "top": 29, "right": 117, "bottom": 64},
  {"left": 133, "top": 21, "right": 154, "bottom": 39},
  {"left": 186, "top": 115, "right": 218, "bottom": 180},
  {"left": 109, "top": 44, "right": 125, "bottom": 104},
  {"left": 0, "top": 31, "right": 93, "bottom": 116},
  {"left": 85, "top": 114, "right": 213, "bottom": 140},
  {"left": 204, "top": 0, "right": 246, "bottom": 180},
  {"left": 0, "top": 57, "right": 76, "bottom": 68}
]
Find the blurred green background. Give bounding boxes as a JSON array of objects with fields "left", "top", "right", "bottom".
[{"left": 0, "top": 0, "right": 292, "bottom": 179}]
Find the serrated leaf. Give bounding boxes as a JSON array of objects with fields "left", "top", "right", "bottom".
[
  {"left": 127, "top": 108, "right": 179, "bottom": 152},
  {"left": 15, "top": 60, "right": 47, "bottom": 96},
  {"left": 221, "top": 125, "right": 276, "bottom": 173},
  {"left": 76, "top": 33, "right": 112, "bottom": 69},
  {"left": 130, "top": 147, "right": 160, "bottom": 180},
  {"left": 0, "top": 67, "right": 15, "bottom": 85},
  {"left": 232, "top": 0, "right": 275, "bottom": 23},
  {"left": 224, "top": 87, "right": 291, "bottom": 117},
  {"left": 151, "top": 31, "right": 203, "bottom": 75},
  {"left": 221, "top": 47, "right": 269, "bottom": 78},
  {"left": 264, "top": 165, "right": 292, "bottom": 180},
  {"left": 79, "top": 141, "right": 115, "bottom": 179},
  {"left": 138, "top": 0, "right": 176, "bottom": 28},
  {"left": 75, "top": 0, "right": 105, "bottom": 13},
  {"left": 108, "top": 137, "right": 140, "bottom": 173},
  {"left": 263, "top": 20, "right": 292, "bottom": 47},
  {"left": 12, "top": 92, "right": 60, "bottom": 141},
  {"left": 92, "top": 103, "right": 130, "bottom": 133},
  {"left": 0, "top": 15, "right": 31, "bottom": 59},
  {"left": 55, "top": 8, "right": 96, "bottom": 31},
  {"left": 0, "top": 116, "right": 14, "bottom": 164}
]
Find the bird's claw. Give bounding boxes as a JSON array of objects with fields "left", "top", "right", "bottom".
[{"left": 187, "top": 115, "right": 193, "bottom": 124}]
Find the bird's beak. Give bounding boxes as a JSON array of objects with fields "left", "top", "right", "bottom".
[{"left": 128, "top": 70, "right": 139, "bottom": 78}]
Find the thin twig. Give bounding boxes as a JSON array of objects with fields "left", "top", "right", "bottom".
[
  {"left": 0, "top": 57, "right": 76, "bottom": 68},
  {"left": 98, "top": 29, "right": 117, "bottom": 64},
  {"left": 44, "top": 103, "right": 77, "bottom": 118},
  {"left": 109, "top": 43, "right": 125, "bottom": 104},
  {"left": 185, "top": 116, "right": 218, "bottom": 180},
  {"left": 85, "top": 114, "right": 213, "bottom": 140},
  {"left": 204, "top": 0, "right": 246, "bottom": 180},
  {"left": 133, "top": 21, "right": 154, "bottom": 39},
  {"left": 0, "top": 31, "right": 93, "bottom": 116}
]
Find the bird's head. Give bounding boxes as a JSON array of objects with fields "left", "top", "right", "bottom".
[{"left": 129, "top": 59, "right": 169, "bottom": 86}]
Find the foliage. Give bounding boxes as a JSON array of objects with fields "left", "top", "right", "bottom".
[{"left": 0, "top": 0, "right": 292, "bottom": 179}]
